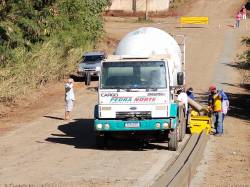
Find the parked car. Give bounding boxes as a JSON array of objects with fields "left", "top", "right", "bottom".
[{"left": 78, "top": 51, "right": 106, "bottom": 85}]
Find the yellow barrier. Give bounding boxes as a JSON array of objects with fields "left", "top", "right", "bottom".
[{"left": 180, "top": 17, "right": 209, "bottom": 24}]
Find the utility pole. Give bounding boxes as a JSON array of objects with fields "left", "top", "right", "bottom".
[
  {"left": 132, "top": 0, "right": 136, "bottom": 13},
  {"left": 145, "top": 0, "right": 148, "bottom": 20}
]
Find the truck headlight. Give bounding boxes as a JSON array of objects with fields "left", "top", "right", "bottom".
[
  {"left": 96, "top": 124, "right": 103, "bottom": 129},
  {"left": 104, "top": 124, "right": 110, "bottom": 129},
  {"left": 78, "top": 68, "right": 84, "bottom": 72},
  {"left": 155, "top": 123, "right": 161, "bottom": 128},
  {"left": 163, "top": 122, "right": 169, "bottom": 129}
]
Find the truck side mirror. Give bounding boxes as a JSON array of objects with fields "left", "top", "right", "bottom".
[{"left": 177, "top": 72, "right": 184, "bottom": 85}]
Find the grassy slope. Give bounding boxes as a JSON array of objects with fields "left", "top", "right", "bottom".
[{"left": 0, "top": 0, "right": 108, "bottom": 103}]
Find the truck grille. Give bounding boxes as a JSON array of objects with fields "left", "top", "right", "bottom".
[
  {"left": 84, "top": 68, "right": 95, "bottom": 71},
  {"left": 116, "top": 111, "right": 151, "bottom": 119}
]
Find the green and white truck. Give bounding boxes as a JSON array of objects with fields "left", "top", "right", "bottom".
[{"left": 94, "top": 27, "right": 186, "bottom": 150}]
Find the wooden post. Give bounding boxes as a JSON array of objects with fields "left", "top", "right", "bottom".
[
  {"left": 145, "top": 0, "right": 148, "bottom": 20},
  {"left": 132, "top": 0, "right": 136, "bottom": 13}
]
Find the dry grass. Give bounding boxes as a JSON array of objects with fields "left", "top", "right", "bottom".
[
  {"left": 0, "top": 41, "right": 90, "bottom": 104},
  {"left": 235, "top": 37, "right": 250, "bottom": 86}
]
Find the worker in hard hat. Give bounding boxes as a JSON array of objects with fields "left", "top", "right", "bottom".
[{"left": 208, "top": 85, "right": 223, "bottom": 136}]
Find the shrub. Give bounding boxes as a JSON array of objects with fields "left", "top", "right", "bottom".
[
  {"left": 236, "top": 37, "right": 250, "bottom": 85},
  {"left": 0, "top": 0, "right": 108, "bottom": 103}
]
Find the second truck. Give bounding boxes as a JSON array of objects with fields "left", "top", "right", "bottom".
[{"left": 94, "top": 27, "right": 186, "bottom": 150}]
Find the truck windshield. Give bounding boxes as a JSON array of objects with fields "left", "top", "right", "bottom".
[
  {"left": 83, "top": 55, "right": 103, "bottom": 62},
  {"left": 101, "top": 61, "right": 167, "bottom": 89}
]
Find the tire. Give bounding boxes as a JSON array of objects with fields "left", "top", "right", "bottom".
[
  {"left": 178, "top": 105, "right": 186, "bottom": 142},
  {"left": 85, "top": 71, "right": 91, "bottom": 85},
  {"left": 94, "top": 105, "right": 98, "bottom": 119},
  {"left": 168, "top": 128, "right": 178, "bottom": 151}
]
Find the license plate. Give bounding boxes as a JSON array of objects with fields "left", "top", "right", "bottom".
[{"left": 125, "top": 122, "right": 140, "bottom": 128}]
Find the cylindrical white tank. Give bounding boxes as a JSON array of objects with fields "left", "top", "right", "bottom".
[{"left": 115, "top": 27, "right": 183, "bottom": 86}]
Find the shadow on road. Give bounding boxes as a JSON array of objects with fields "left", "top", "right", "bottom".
[
  {"left": 45, "top": 118, "right": 169, "bottom": 150},
  {"left": 70, "top": 74, "right": 99, "bottom": 83},
  {"left": 43, "top": 115, "right": 64, "bottom": 120},
  {"left": 46, "top": 119, "right": 95, "bottom": 149},
  {"left": 220, "top": 83, "right": 250, "bottom": 121},
  {"left": 194, "top": 92, "right": 209, "bottom": 105},
  {"left": 226, "top": 92, "right": 250, "bottom": 121},
  {"left": 224, "top": 61, "right": 250, "bottom": 71}
]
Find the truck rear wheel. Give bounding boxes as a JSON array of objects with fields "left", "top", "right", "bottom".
[
  {"left": 85, "top": 72, "right": 91, "bottom": 86},
  {"left": 168, "top": 128, "right": 178, "bottom": 151}
]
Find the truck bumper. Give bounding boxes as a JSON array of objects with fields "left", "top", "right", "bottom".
[
  {"left": 77, "top": 70, "right": 99, "bottom": 77},
  {"left": 94, "top": 118, "right": 177, "bottom": 131}
]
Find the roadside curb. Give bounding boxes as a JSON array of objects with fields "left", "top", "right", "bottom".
[{"left": 152, "top": 131, "right": 208, "bottom": 187}]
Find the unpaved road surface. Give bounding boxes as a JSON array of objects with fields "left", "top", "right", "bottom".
[
  {"left": 0, "top": 82, "right": 189, "bottom": 187},
  {"left": 0, "top": 0, "right": 250, "bottom": 186}
]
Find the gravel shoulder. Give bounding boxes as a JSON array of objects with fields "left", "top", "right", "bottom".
[{"left": 190, "top": 26, "right": 250, "bottom": 187}]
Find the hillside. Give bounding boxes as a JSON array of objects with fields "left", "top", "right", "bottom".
[{"left": 0, "top": 0, "right": 108, "bottom": 103}]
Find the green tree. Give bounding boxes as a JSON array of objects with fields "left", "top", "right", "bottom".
[{"left": 0, "top": 0, "right": 108, "bottom": 103}]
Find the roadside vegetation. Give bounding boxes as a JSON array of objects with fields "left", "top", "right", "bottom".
[
  {"left": 169, "top": 0, "right": 192, "bottom": 9},
  {"left": 0, "top": 0, "right": 108, "bottom": 104},
  {"left": 247, "top": 0, "right": 250, "bottom": 18},
  {"left": 237, "top": 37, "right": 250, "bottom": 86}
]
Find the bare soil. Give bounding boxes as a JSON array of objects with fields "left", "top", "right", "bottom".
[{"left": 0, "top": 0, "right": 250, "bottom": 186}]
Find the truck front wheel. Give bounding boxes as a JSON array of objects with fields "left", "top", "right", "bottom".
[
  {"left": 178, "top": 106, "right": 186, "bottom": 142},
  {"left": 85, "top": 71, "right": 91, "bottom": 86},
  {"left": 168, "top": 128, "right": 178, "bottom": 151},
  {"left": 94, "top": 105, "right": 98, "bottom": 119}
]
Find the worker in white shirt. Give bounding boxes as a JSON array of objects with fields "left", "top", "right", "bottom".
[
  {"left": 176, "top": 88, "right": 188, "bottom": 114},
  {"left": 65, "top": 78, "right": 75, "bottom": 120}
]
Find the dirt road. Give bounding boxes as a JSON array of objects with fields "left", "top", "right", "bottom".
[
  {"left": 0, "top": 82, "right": 190, "bottom": 187},
  {"left": 0, "top": 0, "right": 249, "bottom": 186}
]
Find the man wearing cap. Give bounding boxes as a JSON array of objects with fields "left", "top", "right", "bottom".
[
  {"left": 208, "top": 85, "right": 223, "bottom": 136},
  {"left": 186, "top": 87, "right": 195, "bottom": 100},
  {"left": 65, "top": 78, "right": 75, "bottom": 120}
]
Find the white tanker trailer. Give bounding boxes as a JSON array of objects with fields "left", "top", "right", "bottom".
[{"left": 94, "top": 27, "right": 186, "bottom": 150}]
